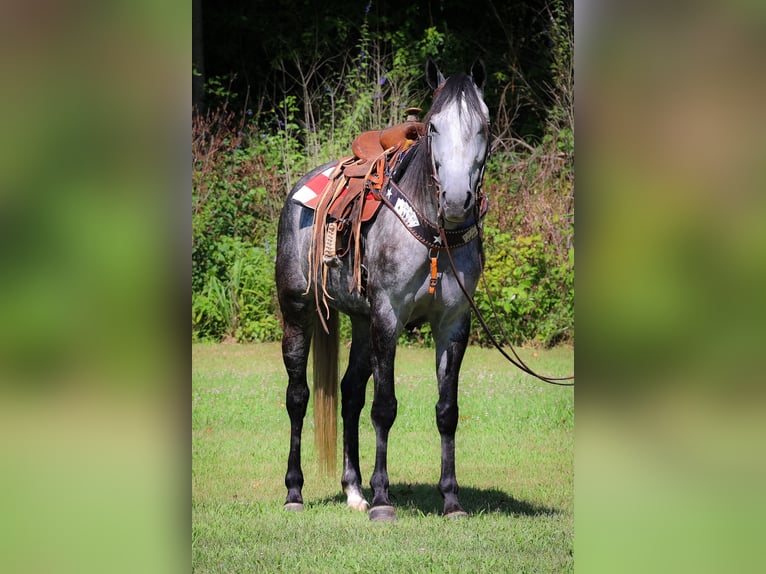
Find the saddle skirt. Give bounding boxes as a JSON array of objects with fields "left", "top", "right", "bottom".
[{"left": 292, "top": 162, "right": 382, "bottom": 223}]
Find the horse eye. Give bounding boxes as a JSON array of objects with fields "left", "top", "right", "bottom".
[
  {"left": 429, "top": 123, "right": 439, "bottom": 135},
  {"left": 434, "top": 160, "right": 441, "bottom": 171}
]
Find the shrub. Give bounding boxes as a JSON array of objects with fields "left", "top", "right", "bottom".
[
  {"left": 475, "top": 118, "right": 574, "bottom": 347},
  {"left": 192, "top": 236, "right": 280, "bottom": 342},
  {"left": 475, "top": 227, "right": 573, "bottom": 347}
]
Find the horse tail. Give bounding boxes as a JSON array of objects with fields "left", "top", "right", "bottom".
[{"left": 313, "top": 308, "right": 339, "bottom": 475}]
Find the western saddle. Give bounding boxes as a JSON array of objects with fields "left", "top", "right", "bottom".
[{"left": 306, "top": 108, "right": 425, "bottom": 330}]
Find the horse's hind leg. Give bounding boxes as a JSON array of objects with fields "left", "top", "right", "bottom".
[
  {"left": 341, "top": 316, "right": 372, "bottom": 511},
  {"left": 281, "top": 303, "right": 313, "bottom": 511},
  {"left": 434, "top": 311, "right": 471, "bottom": 518}
]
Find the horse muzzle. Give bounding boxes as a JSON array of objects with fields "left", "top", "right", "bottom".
[{"left": 440, "top": 190, "right": 474, "bottom": 224}]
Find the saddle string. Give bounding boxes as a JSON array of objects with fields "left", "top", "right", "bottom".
[
  {"left": 306, "top": 160, "right": 350, "bottom": 333},
  {"left": 308, "top": 146, "right": 402, "bottom": 334}
]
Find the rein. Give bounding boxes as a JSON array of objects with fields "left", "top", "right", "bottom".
[{"left": 439, "top": 223, "right": 575, "bottom": 386}]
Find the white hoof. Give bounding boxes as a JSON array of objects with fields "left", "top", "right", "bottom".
[{"left": 346, "top": 491, "right": 370, "bottom": 512}]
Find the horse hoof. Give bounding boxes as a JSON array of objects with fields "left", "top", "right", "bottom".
[
  {"left": 345, "top": 489, "right": 369, "bottom": 512},
  {"left": 444, "top": 510, "right": 468, "bottom": 520},
  {"left": 369, "top": 505, "right": 397, "bottom": 522},
  {"left": 348, "top": 499, "right": 370, "bottom": 512},
  {"left": 284, "top": 502, "right": 304, "bottom": 512}
]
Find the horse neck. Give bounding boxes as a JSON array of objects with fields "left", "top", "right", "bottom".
[{"left": 394, "top": 142, "right": 439, "bottom": 223}]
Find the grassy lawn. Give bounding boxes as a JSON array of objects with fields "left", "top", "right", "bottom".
[{"left": 192, "top": 342, "right": 573, "bottom": 573}]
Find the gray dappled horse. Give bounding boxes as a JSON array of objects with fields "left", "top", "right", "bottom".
[{"left": 276, "top": 60, "right": 490, "bottom": 521}]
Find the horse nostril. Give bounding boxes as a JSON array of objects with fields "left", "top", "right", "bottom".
[{"left": 463, "top": 191, "right": 473, "bottom": 209}]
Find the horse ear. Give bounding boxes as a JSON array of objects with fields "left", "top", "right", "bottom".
[
  {"left": 426, "top": 58, "right": 445, "bottom": 91},
  {"left": 470, "top": 59, "right": 486, "bottom": 91}
]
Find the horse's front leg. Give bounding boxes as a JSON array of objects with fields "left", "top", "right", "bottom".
[
  {"left": 368, "top": 302, "right": 399, "bottom": 522},
  {"left": 434, "top": 311, "right": 471, "bottom": 518},
  {"left": 341, "top": 316, "right": 372, "bottom": 512}
]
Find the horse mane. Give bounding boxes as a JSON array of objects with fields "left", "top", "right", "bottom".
[{"left": 395, "top": 138, "right": 430, "bottom": 205}]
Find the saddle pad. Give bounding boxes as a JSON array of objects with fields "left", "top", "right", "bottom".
[
  {"left": 292, "top": 165, "right": 337, "bottom": 208},
  {"left": 293, "top": 164, "right": 382, "bottom": 222}
]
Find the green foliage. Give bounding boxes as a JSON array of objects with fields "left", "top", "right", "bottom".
[
  {"left": 192, "top": 237, "right": 280, "bottom": 343},
  {"left": 200, "top": 0, "right": 574, "bottom": 143},
  {"left": 336, "top": 17, "right": 378, "bottom": 137},
  {"left": 479, "top": 118, "right": 574, "bottom": 348},
  {"left": 192, "top": 14, "right": 574, "bottom": 346},
  {"left": 202, "top": 74, "right": 240, "bottom": 111},
  {"left": 326, "top": 15, "right": 441, "bottom": 153},
  {"left": 476, "top": 228, "right": 573, "bottom": 347}
]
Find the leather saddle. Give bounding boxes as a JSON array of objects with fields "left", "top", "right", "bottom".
[
  {"left": 305, "top": 110, "right": 426, "bottom": 299},
  {"left": 351, "top": 120, "right": 425, "bottom": 165}
]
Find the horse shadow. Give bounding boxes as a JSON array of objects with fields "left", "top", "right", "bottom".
[{"left": 316, "top": 483, "right": 561, "bottom": 517}]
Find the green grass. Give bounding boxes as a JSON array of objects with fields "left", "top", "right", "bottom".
[{"left": 192, "top": 342, "right": 573, "bottom": 573}]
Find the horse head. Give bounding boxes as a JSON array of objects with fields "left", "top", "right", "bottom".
[{"left": 425, "top": 59, "right": 490, "bottom": 226}]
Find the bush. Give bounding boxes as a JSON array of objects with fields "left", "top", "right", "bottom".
[
  {"left": 192, "top": 236, "right": 280, "bottom": 342},
  {"left": 474, "top": 227, "right": 573, "bottom": 347},
  {"left": 473, "top": 116, "right": 574, "bottom": 347}
]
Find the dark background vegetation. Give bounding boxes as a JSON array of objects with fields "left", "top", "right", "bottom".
[
  {"left": 195, "top": 0, "right": 572, "bottom": 140},
  {"left": 192, "top": 0, "right": 575, "bottom": 346}
]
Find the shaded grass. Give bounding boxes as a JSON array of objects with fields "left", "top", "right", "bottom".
[{"left": 192, "top": 342, "right": 573, "bottom": 572}]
